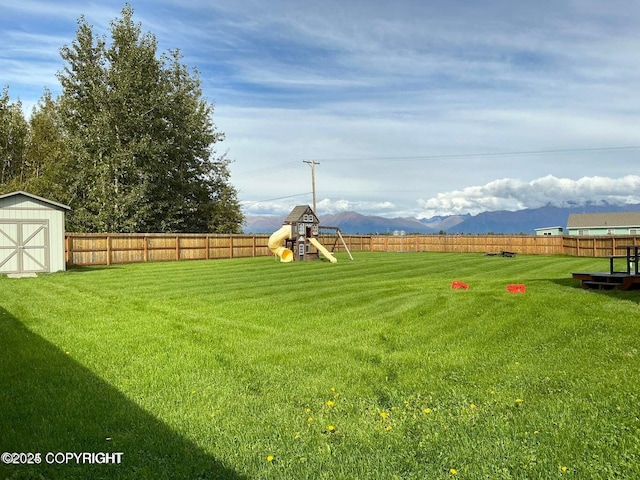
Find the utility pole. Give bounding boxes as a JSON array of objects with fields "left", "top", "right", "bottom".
[{"left": 303, "top": 160, "right": 320, "bottom": 213}]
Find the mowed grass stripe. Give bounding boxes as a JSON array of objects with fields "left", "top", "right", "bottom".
[{"left": 1, "top": 252, "right": 639, "bottom": 479}]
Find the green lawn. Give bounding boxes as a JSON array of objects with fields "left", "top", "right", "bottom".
[{"left": 1, "top": 252, "right": 639, "bottom": 479}]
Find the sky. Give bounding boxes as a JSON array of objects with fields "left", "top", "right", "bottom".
[{"left": 2, "top": 0, "right": 640, "bottom": 219}]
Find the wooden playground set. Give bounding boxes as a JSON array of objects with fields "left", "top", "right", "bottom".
[{"left": 268, "top": 205, "right": 352, "bottom": 263}]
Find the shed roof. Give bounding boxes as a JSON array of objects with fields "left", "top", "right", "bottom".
[
  {"left": 567, "top": 212, "right": 640, "bottom": 228},
  {"left": 0, "top": 191, "right": 71, "bottom": 211}
]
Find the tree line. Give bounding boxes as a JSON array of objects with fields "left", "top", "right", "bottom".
[{"left": 0, "top": 4, "right": 243, "bottom": 233}]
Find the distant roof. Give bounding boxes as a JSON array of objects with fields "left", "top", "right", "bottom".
[
  {"left": 0, "top": 190, "right": 71, "bottom": 211},
  {"left": 534, "top": 226, "right": 564, "bottom": 231},
  {"left": 567, "top": 212, "right": 640, "bottom": 228}
]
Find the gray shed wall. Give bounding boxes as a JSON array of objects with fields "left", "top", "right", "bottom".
[{"left": 0, "top": 194, "right": 68, "bottom": 273}]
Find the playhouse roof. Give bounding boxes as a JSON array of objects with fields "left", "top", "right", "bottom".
[{"left": 284, "top": 205, "right": 318, "bottom": 224}]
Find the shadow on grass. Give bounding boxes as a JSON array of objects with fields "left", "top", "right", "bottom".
[
  {"left": 65, "top": 265, "right": 123, "bottom": 273},
  {"left": 546, "top": 278, "right": 640, "bottom": 304},
  {"left": 548, "top": 277, "right": 581, "bottom": 288},
  {"left": 0, "top": 308, "right": 244, "bottom": 480}
]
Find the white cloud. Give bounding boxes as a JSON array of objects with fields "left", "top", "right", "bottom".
[
  {"left": 315, "top": 199, "right": 395, "bottom": 215},
  {"left": 243, "top": 174, "right": 640, "bottom": 219},
  {"left": 241, "top": 196, "right": 396, "bottom": 218},
  {"left": 417, "top": 175, "right": 640, "bottom": 218}
]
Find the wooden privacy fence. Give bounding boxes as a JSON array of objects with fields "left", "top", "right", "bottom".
[
  {"left": 562, "top": 235, "right": 640, "bottom": 257},
  {"left": 371, "top": 234, "right": 565, "bottom": 255},
  {"left": 64, "top": 233, "right": 640, "bottom": 267},
  {"left": 65, "top": 233, "right": 371, "bottom": 266}
]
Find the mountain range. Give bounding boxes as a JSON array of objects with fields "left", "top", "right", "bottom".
[{"left": 242, "top": 203, "right": 640, "bottom": 235}]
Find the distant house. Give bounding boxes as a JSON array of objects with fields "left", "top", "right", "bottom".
[
  {"left": 566, "top": 212, "right": 640, "bottom": 236},
  {"left": 535, "top": 226, "right": 564, "bottom": 236}
]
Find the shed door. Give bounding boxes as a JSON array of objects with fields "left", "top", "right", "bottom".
[{"left": 0, "top": 221, "right": 50, "bottom": 273}]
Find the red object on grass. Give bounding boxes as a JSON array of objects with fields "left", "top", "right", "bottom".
[
  {"left": 506, "top": 284, "right": 526, "bottom": 293},
  {"left": 451, "top": 281, "right": 469, "bottom": 290}
]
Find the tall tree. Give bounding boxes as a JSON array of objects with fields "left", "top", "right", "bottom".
[
  {"left": 20, "top": 89, "right": 70, "bottom": 199},
  {"left": 0, "top": 87, "right": 29, "bottom": 189},
  {"left": 57, "top": 13, "right": 110, "bottom": 230},
  {"left": 57, "top": 4, "right": 242, "bottom": 233}
]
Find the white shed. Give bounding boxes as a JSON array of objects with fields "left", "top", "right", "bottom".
[{"left": 0, "top": 191, "right": 71, "bottom": 274}]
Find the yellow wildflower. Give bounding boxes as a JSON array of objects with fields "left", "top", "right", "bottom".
[
  {"left": 327, "top": 425, "right": 335, "bottom": 432},
  {"left": 380, "top": 411, "right": 390, "bottom": 419},
  {"left": 385, "top": 425, "right": 393, "bottom": 431},
  {"left": 560, "top": 466, "right": 568, "bottom": 472},
  {"left": 307, "top": 417, "right": 313, "bottom": 423},
  {"left": 423, "top": 408, "right": 432, "bottom": 414},
  {"left": 267, "top": 455, "right": 274, "bottom": 462},
  {"left": 326, "top": 400, "right": 335, "bottom": 407},
  {"left": 470, "top": 403, "right": 477, "bottom": 410},
  {"left": 515, "top": 398, "right": 523, "bottom": 404},
  {"left": 450, "top": 468, "right": 457, "bottom": 475}
]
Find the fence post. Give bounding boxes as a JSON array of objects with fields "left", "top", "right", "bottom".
[
  {"left": 611, "top": 236, "right": 616, "bottom": 256},
  {"left": 106, "top": 235, "right": 112, "bottom": 266},
  {"left": 175, "top": 235, "right": 180, "bottom": 261},
  {"left": 65, "top": 235, "right": 72, "bottom": 267}
]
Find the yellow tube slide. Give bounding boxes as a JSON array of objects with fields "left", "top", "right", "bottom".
[
  {"left": 309, "top": 237, "right": 337, "bottom": 263},
  {"left": 268, "top": 225, "right": 293, "bottom": 262}
]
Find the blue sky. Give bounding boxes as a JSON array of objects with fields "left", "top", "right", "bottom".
[{"left": 2, "top": 0, "right": 640, "bottom": 219}]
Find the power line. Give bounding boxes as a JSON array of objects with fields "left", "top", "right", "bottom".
[
  {"left": 241, "top": 191, "right": 312, "bottom": 204},
  {"left": 231, "top": 160, "right": 300, "bottom": 180},
  {"left": 313, "top": 145, "right": 640, "bottom": 162}
]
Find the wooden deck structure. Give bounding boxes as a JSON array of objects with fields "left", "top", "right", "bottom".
[{"left": 572, "top": 245, "right": 640, "bottom": 290}]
